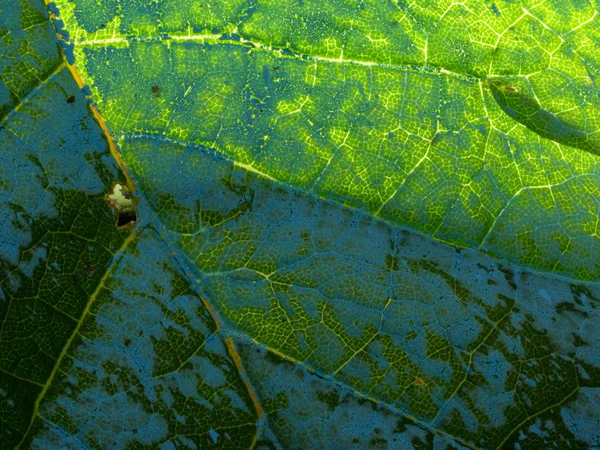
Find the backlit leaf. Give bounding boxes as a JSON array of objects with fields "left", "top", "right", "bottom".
[{"left": 2, "top": 0, "right": 600, "bottom": 448}]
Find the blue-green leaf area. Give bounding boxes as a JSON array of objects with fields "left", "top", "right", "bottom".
[
  {"left": 0, "top": 1, "right": 130, "bottom": 447},
  {"left": 239, "top": 342, "right": 437, "bottom": 449},
  {"left": 24, "top": 229, "right": 258, "bottom": 450},
  {"left": 0, "top": 70, "right": 131, "bottom": 450},
  {"left": 1, "top": 2, "right": 262, "bottom": 443},
  {"left": 123, "top": 137, "right": 600, "bottom": 449},
  {"left": 0, "top": 0, "right": 61, "bottom": 119}
]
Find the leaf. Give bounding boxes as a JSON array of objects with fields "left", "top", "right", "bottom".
[
  {"left": 124, "top": 137, "right": 600, "bottom": 449},
  {"left": 22, "top": 229, "right": 259, "bottom": 450},
  {"left": 0, "top": 2, "right": 131, "bottom": 446},
  {"left": 488, "top": 80, "right": 600, "bottom": 157},
  {"left": 1, "top": 0, "right": 600, "bottom": 449},
  {"left": 1, "top": 4, "right": 259, "bottom": 448},
  {"left": 55, "top": 0, "right": 600, "bottom": 280}
]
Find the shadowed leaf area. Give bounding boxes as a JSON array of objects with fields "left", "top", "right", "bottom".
[
  {"left": 489, "top": 81, "right": 600, "bottom": 157},
  {"left": 1, "top": 0, "right": 599, "bottom": 449}
]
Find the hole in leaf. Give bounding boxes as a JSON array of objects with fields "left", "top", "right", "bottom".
[
  {"left": 117, "top": 210, "right": 137, "bottom": 228},
  {"left": 106, "top": 183, "right": 137, "bottom": 228}
]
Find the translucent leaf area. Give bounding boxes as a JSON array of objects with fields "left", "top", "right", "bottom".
[
  {"left": 59, "top": 0, "right": 600, "bottom": 280},
  {"left": 1, "top": 0, "right": 599, "bottom": 449}
]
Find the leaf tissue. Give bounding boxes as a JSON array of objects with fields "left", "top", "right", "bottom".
[{"left": 1, "top": 0, "right": 599, "bottom": 449}]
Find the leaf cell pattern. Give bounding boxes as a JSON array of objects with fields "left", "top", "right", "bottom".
[
  {"left": 57, "top": 0, "right": 600, "bottom": 280},
  {"left": 1, "top": 0, "right": 600, "bottom": 449}
]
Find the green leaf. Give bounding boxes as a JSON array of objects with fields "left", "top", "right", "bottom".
[
  {"left": 0, "top": 1, "right": 131, "bottom": 446},
  {"left": 21, "top": 228, "right": 259, "bottom": 449},
  {"left": 56, "top": 0, "right": 600, "bottom": 280},
  {"left": 1, "top": 0, "right": 600, "bottom": 449},
  {"left": 124, "top": 137, "right": 600, "bottom": 449},
  {"left": 488, "top": 80, "right": 600, "bottom": 157}
]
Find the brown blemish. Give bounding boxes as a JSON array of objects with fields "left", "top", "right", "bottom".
[{"left": 82, "top": 260, "right": 95, "bottom": 277}]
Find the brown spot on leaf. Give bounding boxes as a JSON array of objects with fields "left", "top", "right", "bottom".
[{"left": 82, "top": 261, "right": 95, "bottom": 277}]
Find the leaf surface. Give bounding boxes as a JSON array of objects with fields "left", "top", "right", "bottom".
[
  {"left": 1, "top": 0, "right": 600, "bottom": 449},
  {"left": 0, "top": 1, "right": 131, "bottom": 445},
  {"left": 57, "top": 0, "right": 600, "bottom": 279}
]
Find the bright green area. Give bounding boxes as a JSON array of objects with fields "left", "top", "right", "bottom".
[
  {"left": 489, "top": 80, "right": 600, "bottom": 156},
  {"left": 54, "top": 0, "right": 600, "bottom": 280}
]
